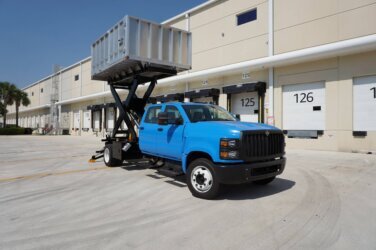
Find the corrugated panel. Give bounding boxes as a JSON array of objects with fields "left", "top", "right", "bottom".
[{"left": 91, "top": 16, "right": 192, "bottom": 81}]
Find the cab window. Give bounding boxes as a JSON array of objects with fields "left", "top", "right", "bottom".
[
  {"left": 144, "top": 106, "right": 161, "bottom": 123},
  {"left": 165, "top": 106, "right": 183, "bottom": 124}
]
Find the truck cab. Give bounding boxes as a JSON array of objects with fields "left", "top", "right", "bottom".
[{"left": 138, "top": 102, "right": 286, "bottom": 199}]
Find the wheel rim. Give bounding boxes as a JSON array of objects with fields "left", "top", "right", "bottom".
[
  {"left": 104, "top": 148, "right": 110, "bottom": 163},
  {"left": 191, "top": 165, "right": 213, "bottom": 193}
]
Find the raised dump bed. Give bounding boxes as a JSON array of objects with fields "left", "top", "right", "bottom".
[{"left": 91, "top": 15, "right": 192, "bottom": 82}]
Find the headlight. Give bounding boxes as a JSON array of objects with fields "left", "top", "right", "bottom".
[
  {"left": 220, "top": 138, "right": 240, "bottom": 159},
  {"left": 220, "top": 139, "right": 239, "bottom": 148}
]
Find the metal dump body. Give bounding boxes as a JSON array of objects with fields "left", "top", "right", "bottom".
[{"left": 91, "top": 15, "right": 191, "bottom": 81}]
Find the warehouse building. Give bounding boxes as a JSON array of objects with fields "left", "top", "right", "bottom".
[{"left": 3, "top": 0, "right": 376, "bottom": 152}]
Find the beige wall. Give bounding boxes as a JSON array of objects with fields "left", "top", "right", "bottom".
[
  {"left": 168, "top": 0, "right": 269, "bottom": 71},
  {"left": 167, "top": 0, "right": 376, "bottom": 60},
  {"left": 274, "top": 0, "right": 376, "bottom": 54},
  {"left": 61, "top": 64, "right": 80, "bottom": 100},
  {"left": 81, "top": 61, "right": 106, "bottom": 97}
]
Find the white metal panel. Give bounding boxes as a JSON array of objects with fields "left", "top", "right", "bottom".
[
  {"left": 231, "top": 92, "right": 259, "bottom": 123},
  {"left": 106, "top": 108, "right": 114, "bottom": 130},
  {"left": 94, "top": 111, "right": 100, "bottom": 129},
  {"left": 283, "top": 82, "right": 325, "bottom": 130},
  {"left": 31, "top": 116, "right": 36, "bottom": 128},
  {"left": 74, "top": 112, "right": 80, "bottom": 129},
  {"left": 60, "top": 113, "right": 70, "bottom": 129},
  {"left": 41, "top": 115, "right": 45, "bottom": 128},
  {"left": 83, "top": 111, "right": 91, "bottom": 129},
  {"left": 354, "top": 76, "right": 376, "bottom": 131}
]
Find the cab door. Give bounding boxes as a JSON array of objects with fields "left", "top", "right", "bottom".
[
  {"left": 154, "top": 105, "right": 185, "bottom": 160},
  {"left": 139, "top": 105, "right": 162, "bottom": 155}
]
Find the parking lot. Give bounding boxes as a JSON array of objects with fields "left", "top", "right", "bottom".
[{"left": 0, "top": 135, "right": 375, "bottom": 249}]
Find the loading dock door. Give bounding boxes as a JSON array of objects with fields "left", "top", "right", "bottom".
[
  {"left": 106, "top": 107, "right": 115, "bottom": 131},
  {"left": 74, "top": 112, "right": 80, "bottom": 130},
  {"left": 40, "top": 115, "right": 45, "bottom": 128},
  {"left": 283, "top": 82, "right": 325, "bottom": 130},
  {"left": 354, "top": 76, "right": 376, "bottom": 131},
  {"left": 93, "top": 111, "right": 101, "bottom": 131},
  {"left": 83, "top": 111, "right": 91, "bottom": 130},
  {"left": 223, "top": 82, "right": 266, "bottom": 123},
  {"left": 231, "top": 92, "right": 259, "bottom": 122},
  {"left": 32, "top": 116, "right": 36, "bottom": 128}
]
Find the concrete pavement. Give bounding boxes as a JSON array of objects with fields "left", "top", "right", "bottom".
[{"left": 0, "top": 135, "right": 375, "bottom": 249}]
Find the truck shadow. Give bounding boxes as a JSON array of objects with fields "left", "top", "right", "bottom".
[
  {"left": 217, "top": 178, "right": 296, "bottom": 200},
  {"left": 121, "top": 164, "right": 295, "bottom": 200}
]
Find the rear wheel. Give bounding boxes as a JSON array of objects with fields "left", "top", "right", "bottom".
[
  {"left": 187, "top": 158, "right": 220, "bottom": 199},
  {"left": 252, "top": 176, "right": 275, "bottom": 185},
  {"left": 103, "top": 144, "right": 122, "bottom": 167}
]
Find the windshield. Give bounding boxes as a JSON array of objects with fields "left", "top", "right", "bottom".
[{"left": 183, "top": 105, "right": 236, "bottom": 122}]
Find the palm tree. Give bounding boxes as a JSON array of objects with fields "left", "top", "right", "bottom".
[
  {"left": 0, "top": 82, "right": 17, "bottom": 128},
  {"left": 14, "top": 89, "right": 31, "bottom": 127}
]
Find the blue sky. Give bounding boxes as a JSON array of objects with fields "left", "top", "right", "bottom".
[{"left": 0, "top": 0, "right": 205, "bottom": 88}]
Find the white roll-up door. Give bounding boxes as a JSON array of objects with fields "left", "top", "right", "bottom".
[
  {"left": 106, "top": 108, "right": 115, "bottom": 130},
  {"left": 40, "top": 115, "right": 45, "bottom": 128},
  {"left": 83, "top": 111, "right": 91, "bottom": 129},
  {"left": 32, "top": 116, "right": 36, "bottom": 128},
  {"left": 231, "top": 92, "right": 259, "bottom": 122},
  {"left": 354, "top": 76, "right": 376, "bottom": 131},
  {"left": 93, "top": 111, "right": 100, "bottom": 130},
  {"left": 74, "top": 112, "right": 80, "bottom": 129},
  {"left": 283, "top": 82, "right": 325, "bottom": 130}
]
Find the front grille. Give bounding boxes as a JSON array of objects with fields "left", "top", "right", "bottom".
[{"left": 240, "top": 130, "right": 285, "bottom": 161}]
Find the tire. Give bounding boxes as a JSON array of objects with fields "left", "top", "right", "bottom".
[
  {"left": 187, "top": 158, "right": 221, "bottom": 199},
  {"left": 103, "top": 144, "right": 122, "bottom": 167},
  {"left": 252, "top": 176, "right": 275, "bottom": 185}
]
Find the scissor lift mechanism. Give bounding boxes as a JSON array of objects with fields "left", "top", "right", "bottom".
[{"left": 90, "top": 63, "right": 177, "bottom": 162}]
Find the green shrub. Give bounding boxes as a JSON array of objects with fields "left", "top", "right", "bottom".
[
  {"left": 5, "top": 124, "right": 19, "bottom": 128},
  {"left": 0, "top": 127, "right": 26, "bottom": 135}
]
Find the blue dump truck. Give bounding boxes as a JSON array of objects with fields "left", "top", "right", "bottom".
[{"left": 90, "top": 16, "right": 286, "bottom": 199}]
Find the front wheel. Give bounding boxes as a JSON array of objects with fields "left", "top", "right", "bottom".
[
  {"left": 187, "top": 158, "right": 221, "bottom": 199},
  {"left": 103, "top": 144, "right": 122, "bottom": 167}
]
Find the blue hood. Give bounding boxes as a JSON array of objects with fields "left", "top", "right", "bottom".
[{"left": 205, "top": 121, "right": 279, "bottom": 131}]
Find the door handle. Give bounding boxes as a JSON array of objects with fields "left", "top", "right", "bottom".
[
  {"left": 157, "top": 128, "right": 163, "bottom": 132},
  {"left": 139, "top": 127, "right": 144, "bottom": 130}
]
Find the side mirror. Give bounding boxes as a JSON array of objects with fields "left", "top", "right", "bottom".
[
  {"left": 157, "top": 112, "right": 168, "bottom": 125},
  {"left": 174, "top": 117, "right": 183, "bottom": 125},
  {"left": 231, "top": 113, "right": 240, "bottom": 121}
]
